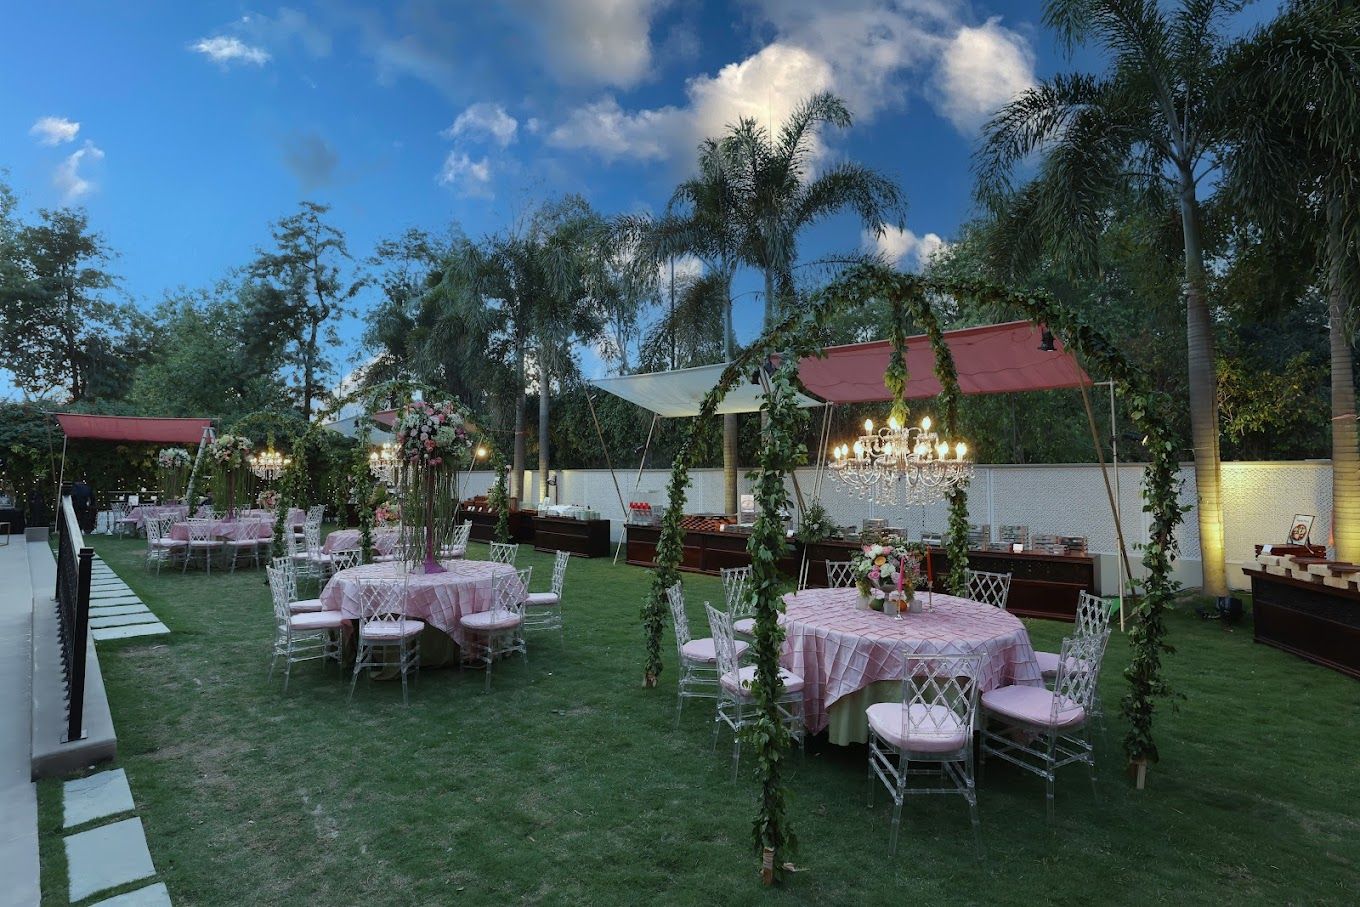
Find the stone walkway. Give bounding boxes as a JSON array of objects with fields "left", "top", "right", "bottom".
[
  {"left": 0, "top": 539, "right": 39, "bottom": 907},
  {"left": 89, "top": 557, "right": 169, "bottom": 641}
]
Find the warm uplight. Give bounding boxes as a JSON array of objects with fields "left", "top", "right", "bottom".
[{"left": 475, "top": 446, "right": 488, "bottom": 459}]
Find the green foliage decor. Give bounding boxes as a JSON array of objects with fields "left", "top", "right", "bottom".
[
  {"left": 745, "top": 362, "right": 808, "bottom": 875},
  {"left": 487, "top": 446, "right": 511, "bottom": 544}
]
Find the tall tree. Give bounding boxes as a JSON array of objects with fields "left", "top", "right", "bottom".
[
  {"left": 976, "top": 0, "right": 1242, "bottom": 595},
  {"left": 653, "top": 137, "right": 746, "bottom": 512},
  {"left": 0, "top": 206, "right": 124, "bottom": 401},
  {"left": 723, "top": 92, "right": 906, "bottom": 330},
  {"left": 247, "top": 201, "right": 363, "bottom": 417},
  {"left": 1220, "top": 0, "right": 1360, "bottom": 557}
]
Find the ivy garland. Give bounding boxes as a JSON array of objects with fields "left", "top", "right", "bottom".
[
  {"left": 351, "top": 416, "right": 377, "bottom": 565},
  {"left": 746, "top": 361, "right": 807, "bottom": 879},
  {"left": 487, "top": 446, "right": 511, "bottom": 544}
]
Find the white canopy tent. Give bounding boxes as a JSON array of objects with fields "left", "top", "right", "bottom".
[{"left": 588, "top": 362, "right": 819, "bottom": 417}]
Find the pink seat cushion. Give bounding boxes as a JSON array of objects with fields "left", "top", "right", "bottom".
[
  {"left": 733, "top": 617, "right": 756, "bottom": 636},
  {"left": 681, "top": 637, "right": 749, "bottom": 664},
  {"left": 866, "top": 702, "right": 970, "bottom": 753},
  {"left": 289, "top": 598, "right": 323, "bottom": 614},
  {"left": 982, "top": 684, "right": 1085, "bottom": 730},
  {"left": 1035, "top": 650, "right": 1060, "bottom": 678},
  {"left": 442, "top": 546, "right": 467, "bottom": 558},
  {"left": 720, "top": 665, "right": 804, "bottom": 698},
  {"left": 460, "top": 609, "right": 522, "bottom": 632},
  {"left": 359, "top": 618, "right": 425, "bottom": 639},
  {"left": 152, "top": 539, "right": 187, "bottom": 548},
  {"left": 228, "top": 539, "right": 260, "bottom": 548},
  {"left": 290, "top": 611, "right": 344, "bottom": 631},
  {"left": 526, "top": 591, "right": 560, "bottom": 606}
]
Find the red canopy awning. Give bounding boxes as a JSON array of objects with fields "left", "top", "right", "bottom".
[
  {"left": 54, "top": 413, "right": 212, "bottom": 445},
  {"left": 373, "top": 409, "right": 396, "bottom": 428},
  {"left": 796, "top": 321, "right": 1090, "bottom": 403}
]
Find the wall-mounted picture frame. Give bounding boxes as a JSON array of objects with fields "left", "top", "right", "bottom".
[{"left": 1287, "top": 514, "right": 1315, "bottom": 546}]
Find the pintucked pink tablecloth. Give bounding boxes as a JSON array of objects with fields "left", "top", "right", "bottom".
[
  {"left": 169, "top": 519, "right": 273, "bottom": 542},
  {"left": 126, "top": 505, "right": 189, "bottom": 527},
  {"left": 780, "top": 587, "right": 1044, "bottom": 736},
  {"left": 319, "top": 560, "right": 520, "bottom": 647},
  {"left": 322, "top": 527, "right": 400, "bottom": 555}
]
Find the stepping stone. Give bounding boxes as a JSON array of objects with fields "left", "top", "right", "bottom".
[
  {"left": 64, "top": 817, "right": 156, "bottom": 902},
  {"left": 90, "top": 613, "right": 162, "bottom": 629},
  {"left": 90, "top": 595, "right": 142, "bottom": 606},
  {"left": 90, "top": 605, "right": 152, "bottom": 618},
  {"left": 64, "top": 769, "right": 135, "bottom": 828},
  {"left": 92, "top": 883, "right": 172, "bottom": 907},
  {"left": 93, "top": 622, "right": 170, "bottom": 641},
  {"left": 90, "top": 589, "right": 136, "bottom": 599}
]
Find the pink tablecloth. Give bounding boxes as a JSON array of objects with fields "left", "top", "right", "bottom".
[
  {"left": 126, "top": 505, "right": 189, "bottom": 527},
  {"left": 169, "top": 519, "right": 273, "bottom": 542},
  {"left": 780, "top": 587, "right": 1044, "bottom": 736},
  {"left": 323, "top": 527, "right": 400, "bottom": 555},
  {"left": 320, "top": 560, "right": 521, "bottom": 647}
]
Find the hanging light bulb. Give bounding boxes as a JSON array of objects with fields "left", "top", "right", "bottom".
[{"left": 887, "top": 415, "right": 900, "bottom": 431}]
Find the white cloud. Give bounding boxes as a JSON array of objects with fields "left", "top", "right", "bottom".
[
  {"left": 29, "top": 116, "right": 80, "bottom": 146},
  {"left": 864, "top": 224, "right": 946, "bottom": 270},
  {"left": 437, "top": 151, "right": 493, "bottom": 197},
  {"left": 54, "top": 142, "right": 104, "bottom": 201},
  {"left": 443, "top": 103, "right": 518, "bottom": 147},
  {"left": 934, "top": 18, "right": 1036, "bottom": 133},
  {"left": 547, "top": 2, "right": 1036, "bottom": 163},
  {"left": 507, "top": 0, "right": 667, "bottom": 88},
  {"left": 191, "top": 35, "right": 271, "bottom": 66}
]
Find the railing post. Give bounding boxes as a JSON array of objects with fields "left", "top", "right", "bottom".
[{"left": 67, "top": 546, "right": 92, "bottom": 741}]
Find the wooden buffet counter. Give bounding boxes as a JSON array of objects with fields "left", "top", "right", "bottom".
[
  {"left": 532, "top": 515, "right": 611, "bottom": 558},
  {"left": 1244, "top": 567, "right": 1360, "bottom": 680},
  {"left": 626, "top": 527, "right": 1095, "bottom": 621},
  {"left": 461, "top": 508, "right": 536, "bottom": 545}
]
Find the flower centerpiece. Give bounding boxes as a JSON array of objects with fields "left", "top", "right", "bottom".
[
  {"left": 374, "top": 501, "right": 400, "bottom": 526},
  {"left": 257, "top": 489, "right": 281, "bottom": 511},
  {"left": 156, "top": 447, "right": 191, "bottom": 501},
  {"left": 852, "top": 534, "right": 924, "bottom": 613},
  {"left": 209, "top": 434, "right": 254, "bottom": 518},
  {"left": 393, "top": 400, "right": 473, "bottom": 573}
]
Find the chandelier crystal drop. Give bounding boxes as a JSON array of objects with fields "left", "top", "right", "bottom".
[
  {"left": 368, "top": 441, "right": 399, "bottom": 484},
  {"left": 827, "top": 414, "right": 973, "bottom": 506},
  {"left": 247, "top": 447, "right": 291, "bottom": 482}
]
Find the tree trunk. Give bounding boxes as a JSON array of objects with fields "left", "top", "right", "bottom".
[
  {"left": 1327, "top": 197, "right": 1360, "bottom": 561},
  {"left": 1178, "top": 169, "right": 1228, "bottom": 596},
  {"left": 723, "top": 284, "right": 739, "bottom": 515},
  {"left": 304, "top": 321, "right": 318, "bottom": 417},
  {"left": 538, "top": 358, "right": 551, "bottom": 505},
  {"left": 512, "top": 347, "right": 527, "bottom": 503}
]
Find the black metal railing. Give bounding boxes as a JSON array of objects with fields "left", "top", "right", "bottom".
[{"left": 55, "top": 494, "right": 93, "bottom": 742}]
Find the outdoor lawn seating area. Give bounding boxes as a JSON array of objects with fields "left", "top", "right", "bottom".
[{"left": 30, "top": 534, "right": 1359, "bottom": 904}]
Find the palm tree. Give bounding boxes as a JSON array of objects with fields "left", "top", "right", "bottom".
[
  {"left": 722, "top": 92, "right": 906, "bottom": 330},
  {"left": 651, "top": 137, "right": 745, "bottom": 513},
  {"left": 1220, "top": 0, "right": 1360, "bottom": 558},
  {"left": 976, "top": 0, "right": 1240, "bottom": 596}
]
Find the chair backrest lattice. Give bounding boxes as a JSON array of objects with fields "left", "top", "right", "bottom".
[
  {"left": 271, "top": 555, "right": 301, "bottom": 600},
  {"left": 186, "top": 518, "right": 216, "bottom": 544},
  {"left": 1075, "top": 591, "right": 1113, "bottom": 638},
  {"left": 329, "top": 549, "right": 361, "bottom": 574},
  {"left": 965, "top": 569, "right": 1012, "bottom": 610},
  {"left": 1053, "top": 631, "right": 1110, "bottom": 718},
  {"left": 825, "top": 560, "right": 856, "bottom": 589},
  {"left": 666, "top": 581, "right": 692, "bottom": 648},
  {"left": 493, "top": 567, "right": 532, "bottom": 619},
  {"left": 266, "top": 565, "right": 294, "bottom": 625},
  {"left": 489, "top": 541, "right": 519, "bottom": 565},
  {"left": 895, "top": 651, "right": 983, "bottom": 755},
  {"left": 356, "top": 579, "right": 408, "bottom": 626},
  {"left": 549, "top": 550, "right": 570, "bottom": 596},
  {"left": 721, "top": 566, "right": 753, "bottom": 618},
  {"left": 703, "top": 603, "right": 742, "bottom": 680}
]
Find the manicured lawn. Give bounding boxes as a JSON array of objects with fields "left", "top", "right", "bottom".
[{"left": 38, "top": 537, "right": 1360, "bottom": 905}]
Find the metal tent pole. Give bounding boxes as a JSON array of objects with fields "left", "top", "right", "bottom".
[
  {"left": 584, "top": 392, "right": 631, "bottom": 566},
  {"left": 1107, "top": 380, "right": 1127, "bottom": 631},
  {"left": 1079, "top": 381, "right": 1133, "bottom": 631},
  {"left": 615, "top": 413, "right": 660, "bottom": 565}
]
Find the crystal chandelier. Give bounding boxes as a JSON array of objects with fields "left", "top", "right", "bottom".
[
  {"left": 828, "top": 415, "right": 973, "bottom": 506},
  {"left": 368, "top": 442, "right": 399, "bottom": 484},
  {"left": 247, "top": 447, "right": 291, "bottom": 482}
]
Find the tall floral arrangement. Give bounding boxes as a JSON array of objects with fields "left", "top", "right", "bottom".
[
  {"left": 393, "top": 400, "right": 472, "bottom": 573},
  {"left": 852, "top": 534, "right": 923, "bottom": 612},
  {"left": 156, "top": 447, "right": 191, "bottom": 501},
  {"left": 209, "top": 434, "right": 254, "bottom": 517}
]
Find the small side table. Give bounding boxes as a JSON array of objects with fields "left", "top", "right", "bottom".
[{"left": 0, "top": 522, "right": 10, "bottom": 546}]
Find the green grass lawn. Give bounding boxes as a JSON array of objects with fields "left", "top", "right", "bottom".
[{"left": 37, "top": 537, "right": 1360, "bottom": 906}]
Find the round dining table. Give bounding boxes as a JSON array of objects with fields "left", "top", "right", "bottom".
[
  {"left": 780, "top": 587, "right": 1044, "bottom": 745},
  {"left": 169, "top": 517, "right": 273, "bottom": 542},
  {"left": 322, "top": 527, "right": 401, "bottom": 556},
  {"left": 319, "top": 559, "right": 521, "bottom": 650}
]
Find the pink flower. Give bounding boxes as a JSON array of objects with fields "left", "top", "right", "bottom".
[
  {"left": 430, "top": 457, "right": 442, "bottom": 466},
  {"left": 424, "top": 439, "right": 435, "bottom": 450}
]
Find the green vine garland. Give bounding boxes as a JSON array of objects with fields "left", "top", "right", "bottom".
[{"left": 488, "top": 446, "right": 511, "bottom": 543}]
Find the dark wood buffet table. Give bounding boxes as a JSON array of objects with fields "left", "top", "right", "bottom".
[
  {"left": 625, "top": 527, "right": 1095, "bottom": 621},
  {"left": 1244, "top": 567, "right": 1360, "bottom": 680},
  {"left": 533, "top": 515, "right": 611, "bottom": 558},
  {"left": 461, "top": 509, "right": 536, "bottom": 545}
]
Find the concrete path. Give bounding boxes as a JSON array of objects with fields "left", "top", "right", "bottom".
[
  {"left": 88, "top": 556, "right": 169, "bottom": 642},
  {"left": 0, "top": 540, "right": 40, "bottom": 907}
]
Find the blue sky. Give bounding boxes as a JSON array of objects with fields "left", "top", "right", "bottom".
[{"left": 1, "top": 0, "right": 1282, "bottom": 396}]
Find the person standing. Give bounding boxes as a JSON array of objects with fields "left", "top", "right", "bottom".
[{"left": 71, "top": 476, "right": 96, "bottom": 533}]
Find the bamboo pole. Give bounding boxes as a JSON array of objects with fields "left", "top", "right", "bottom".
[{"left": 1079, "top": 382, "right": 1134, "bottom": 627}]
